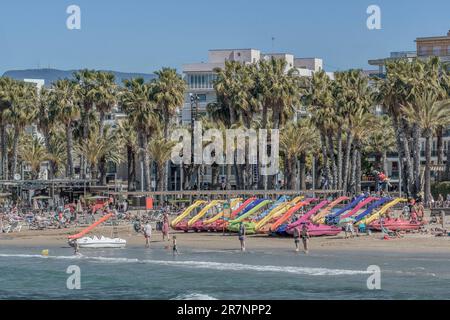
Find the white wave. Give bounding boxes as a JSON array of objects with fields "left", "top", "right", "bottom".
[
  {"left": 0, "top": 253, "right": 369, "bottom": 276},
  {"left": 172, "top": 293, "right": 218, "bottom": 300}
]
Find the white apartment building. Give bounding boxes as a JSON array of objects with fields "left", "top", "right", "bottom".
[{"left": 180, "top": 48, "right": 334, "bottom": 125}]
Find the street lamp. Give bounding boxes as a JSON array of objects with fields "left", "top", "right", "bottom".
[{"left": 189, "top": 93, "right": 200, "bottom": 190}]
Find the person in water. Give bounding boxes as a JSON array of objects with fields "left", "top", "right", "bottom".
[
  {"left": 162, "top": 212, "right": 170, "bottom": 241},
  {"left": 238, "top": 222, "right": 246, "bottom": 252},
  {"left": 143, "top": 222, "right": 152, "bottom": 248},
  {"left": 70, "top": 240, "right": 80, "bottom": 255},
  {"left": 301, "top": 224, "right": 310, "bottom": 254},
  {"left": 172, "top": 235, "right": 178, "bottom": 255},
  {"left": 293, "top": 226, "right": 301, "bottom": 252}
]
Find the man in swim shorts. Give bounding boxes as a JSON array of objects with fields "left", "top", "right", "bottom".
[
  {"left": 238, "top": 222, "right": 246, "bottom": 252},
  {"left": 143, "top": 222, "right": 152, "bottom": 248},
  {"left": 293, "top": 226, "right": 301, "bottom": 252},
  {"left": 301, "top": 224, "right": 310, "bottom": 254}
]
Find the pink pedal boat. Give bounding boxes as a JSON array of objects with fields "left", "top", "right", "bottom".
[
  {"left": 369, "top": 218, "right": 423, "bottom": 232},
  {"left": 287, "top": 221, "right": 342, "bottom": 237}
]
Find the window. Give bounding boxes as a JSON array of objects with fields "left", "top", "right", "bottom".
[
  {"left": 419, "top": 46, "right": 428, "bottom": 56},
  {"left": 448, "top": 45, "right": 450, "bottom": 55},
  {"left": 433, "top": 46, "right": 441, "bottom": 56},
  {"left": 197, "top": 94, "right": 207, "bottom": 102}
]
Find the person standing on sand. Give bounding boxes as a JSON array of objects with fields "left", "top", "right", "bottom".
[
  {"left": 293, "top": 226, "right": 301, "bottom": 252},
  {"left": 143, "top": 222, "right": 152, "bottom": 248},
  {"left": 301, "top": 224, "right": 310, "bottom": 254},
  {"left": 416, "top": 201, "right": 425, "bottom": 222},
  {"left": 238, "top": 222, "right": 246, "bottom": 252},
  {"left": 162, "top": 212, "right": 170, "bottom": 241}
]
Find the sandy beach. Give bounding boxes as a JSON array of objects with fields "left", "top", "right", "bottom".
[{"left": 1, "top": 224, "right": 449, "bottom": 254}]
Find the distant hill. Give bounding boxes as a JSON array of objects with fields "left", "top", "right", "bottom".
[{"left": 2, "top": 68, "right": 156, "bottom": 87}]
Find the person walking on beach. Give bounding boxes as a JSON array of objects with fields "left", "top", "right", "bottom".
[
  {"left": 293, "top": 226, "right": 301, "bottom": 252},
  {"left": 74, "top": 240, "right": 80, "bottom": 255},
  {"left": 172, "top": 235, "right": 178, "bottom": 255},
  {"left": 162, "top": 212, "right": 170, "bottom": 241},
  {"left": 301, "top": 224, "right": 310, "bottom": 254},
  {"left": 238, "top": 222, "right": 246, "bottom": 252},
  {"left": 143, "top": 222, "right": 152, "bottom": 248}
]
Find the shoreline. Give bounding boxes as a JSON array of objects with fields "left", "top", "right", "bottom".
[{"left": 1, "top": 225, "right": 449, "bottom": 255}]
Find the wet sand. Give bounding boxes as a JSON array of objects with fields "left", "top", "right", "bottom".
[{"left": 1, "top": 224, "right": 449, "bottom": 254}]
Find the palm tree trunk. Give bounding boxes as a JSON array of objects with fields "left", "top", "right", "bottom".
[
  {"left": 127, "top": 146, "right": 136, "bottom": 191},
  {"left": 98, "top": 156, "right": 107, "bottom": 185},
  {"left": 90, "top": 163, "right": 98, "bottom": 182},
  {"left": 382, "top": 151, "right": 388, "bottom": 174},
  {"left": 350, "top": 143, "right": 357, "bottom": 194},
  {"left": 157, "top": 163, "right": 165, "bottom": 191},
  {"left": 356, "top": 147, "right": 362, "bottom": 193},
  {"left": 226, "top": 164, "right": 232, "bottom": 190},
  {"left": 342, "top": 130, "right": 353, "bottom": 193},
  {"left": 211, "top": 163, "right": 219, "bottom": 189},
  {"left": 327, "top": 132, "right": 337, "bottom": 189},
  {"left": 393, "top": 116, "right": 412, "bottom": 196},
  {"left": 141, "top": 133, "right": 151, "bottom": 192},
  {"left": 66, "top": 122, "right": 74, "bottom": 178},
  {"left": 261, "top": 105, "right": 268, "bottom": 129},
  {"left": 436, "top": 126, "right": 443, "bottom": 181},
  {"left": 320, "top": 132, "right": 330, "bottom": 187},
  {"left": 299, "top": 154, "right": 306, "bottom": 190},
  {"left": 10, "top": 126, "right": 20, "bottom": 179},
  {"left": 412, "top": 124, "right": 421, "bottom": 196},
  {"left": 337, "top": 128, "right": 343, "bottom": 190},
  {"left": 446, "top": 142, "right": 450, "bottom": 181},
  {"left": 424, "top": 134, "right": 432, "bottom": 205},
  {"left": 42, "top": 131, "right": 55, "bottom": 179},
  {"left": 1, "top": 124, "right": 8, "bottom": 180}
]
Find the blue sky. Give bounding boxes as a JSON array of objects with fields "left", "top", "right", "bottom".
[{"left": 0, "top": 0, "right": 449, "bottom": 75}]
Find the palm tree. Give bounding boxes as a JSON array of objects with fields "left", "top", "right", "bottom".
[
  {"left": 94, "top": 72, "right": 117, "bottom": 134},
  {"left": 73, "top": 69, "right": 98, "bottom": 178},
  {"left": 117, "top": 119, "right": 139, "bottom": 191},
  {"left": 152, "top": 68, "right": 186, "bottom": 138},
  {"left": 75, "top": 123, "right": 123, "bottom": 182},
  {"left": 365, "top": 115, "right": 396, "bottom": 177},
  {"left": 121, "top": 78, "right": 160, "bottom": 191},
  {"left": 348, "top": 109, "right": 375, "bottom": 193},
  {"left": 93, "top": 72, "right": 118, "bottom": 185},
  {"left": 148, "top": 134, "right": 176, "bottom": 191},
  {"left": 306, "top": 70, "right": 335, "bottom": 189},
  {"left": 402, "top": 93, "right": 450, "bottom": 204},
  {"left": 46, "top": 127, "right": 67, "bottom": 178},
  {"left": 49, "top": 79, "right": 80, "bottom": 178},
  {"left": 4, "top": 81, "right": 38, "bottom": 179},
  {"left": 18, "top": 135, "right": 49, "bottom": 180},
  {"left": 36, "top": 87, "right": 59, "bottom": 179},
  {"left": 0, "top": 77, "right": 18, "bottom": 179},
  {"left": 151, "top": 68, "right": 186, "bottom": 191},
  {"left": 334, "top": 70, "right": 372, "bottom": 192},
  {"left": 280, "top": 120, "right": 317, "bottom": 190}
]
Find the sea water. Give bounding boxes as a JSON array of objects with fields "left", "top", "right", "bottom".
[{"left": 0, "top": 245, "right": 449, "bottom": 299}]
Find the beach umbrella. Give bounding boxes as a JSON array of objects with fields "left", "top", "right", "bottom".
[
  {"left": 337, "top": 217, "right": 355, "bottom": 226},
  {"left": 85, "top": 196, "right": 109, "bottom": 200}
]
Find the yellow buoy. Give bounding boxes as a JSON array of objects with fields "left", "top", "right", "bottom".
[{"left": 41, "top": 249, "right": 49, "bottom": 256}]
